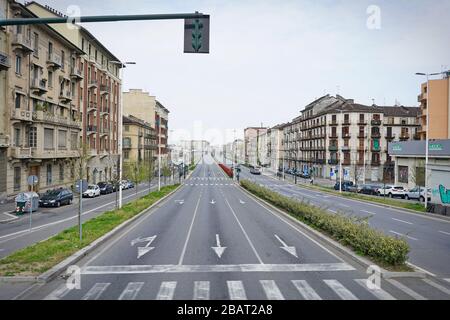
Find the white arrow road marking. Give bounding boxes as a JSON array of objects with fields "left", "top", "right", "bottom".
[
  {"left": 239, "top": 200, "right": 245, "bottom": 204},
  {"left": 131, "top": 235, "right": 157, "bottom": 259},
  {"left": 274, "top": 234, "right": 298, "bottom": 258},
  {"left": 211, "top": 234, "right": 227, "bottom": 258},
  {"left": 210, "top": 199, "right": 216, "bottom": 205}
]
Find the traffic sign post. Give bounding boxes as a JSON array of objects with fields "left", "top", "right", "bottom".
[{"left": 27, "top": 175, "right": 38, "bottom": 232}]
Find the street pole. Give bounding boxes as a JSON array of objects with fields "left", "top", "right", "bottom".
[
  {"left": 158, "top": 116, "right": 162, "bottom": 191},
  {"left": 339, "top": 109, "right": 343, "bottom": 193},
  {"left": 29, "top": 184, "right": 32, "bottom": 232},
  {"left": 79, "top": 178, "right": 82, "bottom": 241}
]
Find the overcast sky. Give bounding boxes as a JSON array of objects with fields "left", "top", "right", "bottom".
[{"left": 31, "top": 0, "right": 450, "bottom": 144}]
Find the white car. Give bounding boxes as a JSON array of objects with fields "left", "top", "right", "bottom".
[
  {"left": 377, "top": 185, "right": 406, "bottom": 199},
  {"left": 83, "top": 184, "right": 101, "bottom": 198},
  {"left": 405, "top": 187, "right": 431, "bottom": 202}
]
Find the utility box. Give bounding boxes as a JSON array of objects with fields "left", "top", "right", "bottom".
[{"left": 15, "top": 192, "right": 39, "bottom": 215}]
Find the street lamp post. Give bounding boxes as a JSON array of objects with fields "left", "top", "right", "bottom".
[
  {"left": 339, "top": 108, "right": 343, "bottom": 193},
  {"left": 111, "top": 61, "right": 136, "bottom": 209},
  {"left": 415, "top": 71, "right": 445, "bottom": 210}
]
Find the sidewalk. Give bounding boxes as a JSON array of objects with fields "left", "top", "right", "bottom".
[{"left": 260, "top": 168, "right": 335, "bottom": 188}]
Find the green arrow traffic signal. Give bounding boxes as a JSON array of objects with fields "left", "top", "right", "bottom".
[{"left": 192, "top": 19, "right": 203, "bottom": 52}]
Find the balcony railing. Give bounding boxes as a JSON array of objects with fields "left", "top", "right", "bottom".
[
  {"left": 32, "top": 111, "right": 81, "bottom": 129},
  {"left": 329, "top": 146, "right": 338, "bottom": 151},
  {"left": 12, "top": 34, "right": 33, "bottom": 53},
  {"left": 11, "top": 109, "right": 32, "bottom": 122},
  {"left": 100, "top": 84, "right": 110, "bottom": 95},
  {"left": 87, "top": 102, "right": 97, "bottom": 112},
  {"left": 70, "top": 67, "right": 83, "bottom": 80},
  {"left": 342, "top": 146, "right": 350, "bottom": 151},
  {"left": 328, "top": 159, "right": 338, "bottom": 165},
  {"left": 371, "top": 132, "right": 381, "bottom": 138},
  {"left": 385, "top": 134, "right": 396, "bottom": 140},
  {"left": 371, "top": 119, "right": 382, "bottom": 126},
  {"left": 87, "top": 125, "right": 97, "bottom": 134},
  {"left": 89, "top": 79, "right": 98, "bottom": 88},
  {"left": 11, "top": 147, "right": 32, "bottom": 159},
  {"left": 0, "top": 52, "right": 11, "bottom": 70},
  {"left": 399, "top": 134, "right": 410, "bottom": 140},
  {"left": 59, "top": 90, "right": 72, "bottom": 102},
  {"left": 123, "top": 141, "right": 132, "bottom": 149},
  {"left": 30, "top": 78, "right": 48, "bottom": 94},
  {"left": 0, "top": 136, "right": 9, "bottom": 147},
  {"left": 47, "top": 52, "right": 62, "bottom": 68}
]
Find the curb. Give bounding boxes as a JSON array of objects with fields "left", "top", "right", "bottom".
[
  {"left": 237, "top": 184, "right": 427, "bottom": 279},
  {"left": 0, "top": 184, "right": 182, "bottom": 284},
  {"left": 0, "top": 217, "right": 19, "bottom": 224},
  {"left": 262, "top": 172, "right": 450, "bottom": 223}
]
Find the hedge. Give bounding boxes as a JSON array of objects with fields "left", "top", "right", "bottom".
[{"left": 240, "top": 179, "right": 409, "bottom": 266}]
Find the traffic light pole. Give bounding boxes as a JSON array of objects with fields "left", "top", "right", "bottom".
[{"left": 0, "top": 13, "right": 208, "bottom": 26}]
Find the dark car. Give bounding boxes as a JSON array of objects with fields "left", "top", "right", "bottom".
[
  {"left": 98, "top": 182, "right": 113, "bottom": 194},
  {"left": 39, "top": 188, "right": 73, "bottom": 207},
  {"left": 359, "top": 184, "right": 379, "bottom": 195},
  {"left": 334, "top": 181, "right": 354, "bottom": 192}
]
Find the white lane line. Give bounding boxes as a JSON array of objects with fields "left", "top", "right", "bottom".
[
  {"left": 389, "top": 230, "right": 418, "bottom": 241},
  {"left": 438, "top": 230, "right": 450, "bottom": 236},
  {"left": 406, "top": 262, "right": 436, "bottom": 277},
  {"left": 223, "top": 196, "right": 264, "bottom": 264},
  {"left": 354, "top": 279, "right": 396, "bottom": 300},
  {"left": 324, "top": 280, "right": 358, "bottom": 300},
  {"left": 82, "top": 263, "right": 354, "bottom": 274},
  {"left": 291, "top": 280, "right": 322, "bottom": 300},
  {"left": 444, "top": 278, "right": 450, "bottom": 283},
  {"left": 118, "top": 282, "right": 144, "bottom": 300},
  {"left": 361, "top": 210, "right": 376, "bottom": 215},
  {"left": 339, "top": 204, "right": 350, "bottom": 208},
  {"left": 386, "top": 279, "right": 427, "bottom": 300},
  {"left": 2, "top": 212, "right": 17, "bottom": 219},
  {"left": 328, "top": 209, "right": 337, "bottom": 213},
  {"left": 392, "top": 218, "right": 413, "bottom": 225},
  {"left": 422, "top": 279, "right": 450, "bottom": 296},
  {"left": 227, "top": 281, "right": 247, "bottom": 300},
  {"left": 260, "top": 280, "right": 284, "bottom": 300},
  {"left": 178, "top": 192, "right": 203, "bottom": 265},
  {"left": 44, "top": 284, "right": 72, "bottom": 300},
  {"left": 0, "top": 187, "right": 151, "bottom": 243},
  {"left": 82, "top": 283, "right": 110, "bottom": 300},
  {"left": 193, "top": 281, "right": 210, "bottom": 300},
  {"left": 156, "top": 282, "right": 177, "bottom": 300}
]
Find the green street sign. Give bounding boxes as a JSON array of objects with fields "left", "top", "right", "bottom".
[
  {"left": 184, "top": 15, "right": 210, "bottom": 54},
  {"left": 392, "top": 144, "right": 402, "bottom": 151}
]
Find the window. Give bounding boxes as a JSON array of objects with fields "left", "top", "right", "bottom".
[
  {"left": 124, "top": 150, "right": 129, "bottom": 159},
  {"left": 28, "top": 127, "right": 37, "bottom": 148},
  {"left": 15, "top": 93, "right": 21, "bottom": 109},
  {"left": 33, "top": 32, "right": 39, "bottom": 55},
  {"left": 58, "top": 130, "right": 67, "bottom": 149},
  {"left": 61, "top": 50, "right": 65, "bottom": 70},
  {"left": 359, "top": 114, "right": 364, "bottom": 123},
  {"left": 398, "top": 166, "right": 408, "bottom": 183},
  {"left": 59, "top": 164, "right": 64, "bottom": 182},
  {"left": 71, "top": 132, "right": 78, "bottom": 150},
  {"left": 124, "top": 125, "right": 129, "bottom": 132},
  {"left": 15, "top": 55, "right": 21, "bottom": 74},
  {"left": 332, "top": 115, "right": 337, "bottom": 123},
  {"left": 344, "top": 114, "right": 349, "bottom": 123},
  {"left": 46, "top": 164, "right": 52, "bottom": 186},
  {"left": 48, "top": 42, "right": 53, "bottom": 57},
  {"left": 14, "top": 128, "right": 20, "bottom": 146},
  {"left": 48, "top": 70, "right": 53, "bottom": 88},
  {"left": 44, "top": 128, "right": 54, "bottom": 150},
  {"left": 14, "top": 167, "right": 21, "bottom": 191},
  {"left": 81, "top": 38, "right": 85, "bottom": 51}
]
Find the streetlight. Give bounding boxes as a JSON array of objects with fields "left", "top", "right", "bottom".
[
  {"left": 111, "top": 61, "right": 136, "bottom": 208},
  {"left": 415, "top": 71, "right": 446, "bottom": 209},
  {"left": 339, "top": 108, "right": 343, "bottom": 193}
]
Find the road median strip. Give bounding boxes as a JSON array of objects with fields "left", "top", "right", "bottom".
[
  {"left": 0, "top": 184, "right": 180, "bottom": 279},
  {"left": 240, "top": 179, "right": 410, "bottom": 269}
]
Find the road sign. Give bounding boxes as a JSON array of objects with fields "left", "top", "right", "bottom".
[
  {"left": 184, "top": 14, "right": 210, "bottom": 53},
  {"left": 27, "top": 175, "right": 38, "bottom": 186}
]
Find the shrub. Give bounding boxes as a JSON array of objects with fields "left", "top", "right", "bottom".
[{"left": 240, "top": 179, "right": 409, "bottom": 266}]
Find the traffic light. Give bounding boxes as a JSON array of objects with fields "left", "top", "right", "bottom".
[{"left": 184, "top": 14, "right": 210, "bottom": 54}]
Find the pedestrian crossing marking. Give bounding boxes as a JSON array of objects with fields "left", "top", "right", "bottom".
[
  {"left": 291, "top": 280, "right": 322, "bottom": 300},
  {"left": 156, "top": 281, "right": 177, "bottom": 300},
  {"left": 324, "top": 279, "right": 358, "bottom": 300},
  {"left": 386, "top": 279, "right": 427, "bottom": 300},
  {"left": 260, "top": 280, "right": 285, "bottom": 300},
  {"left": 422, "top": 279, "right": 450, "bottom": 296},
  {"left": 82, "top": 283, "right": 110, "bottom": 300},
  {"left": 354, "top": 279, "right": 395, "bottom": 300},
  {"left": 227, "top": 281, "right": 247, "bottom": 300},
  {"left": 193, "top": 281, "right": 210, "bottom": 300},
  {"left": 118, "top": 282, "right": 144, "bottom": 300}
]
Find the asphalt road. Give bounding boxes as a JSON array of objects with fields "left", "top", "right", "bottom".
[
  {"left": 19, "top": 156, "right": 450, "bottom": 300},
  {"left": 0, "top": 179, "right": 177, "bottom": 259},
  {"left": 232, "top": 162, "right": 450, "bottom": 279}
]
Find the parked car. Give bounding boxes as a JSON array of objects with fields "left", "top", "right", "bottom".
[
  {"left": 39, "top": 188, "right": 73, "bottom": 207},
  {"left": 83, "top": 184, "right": 100, "bottom": 198},
  {"left": 334, "top": 181, "right": 354, "bottom": 192},
  {"left": 98, "top": 182, "right": 113, "bottom": 194},
  {"left": 359, "top": 184, "right": 380, "bottom": 195},
  {"left": 299, "top": 172, "right": 311, "bottom": 179},
  {"left": 405, "top": 187, "right": 431, "bottom": 202},
  {"left": 126, "top": 180, "right": 135, "bottom": 189},
  {"left": 347, "top": 185, "right": 362, "bottom": 193},
  {"left": 377, "top": 185, "right": 406, "bottom": 198}
]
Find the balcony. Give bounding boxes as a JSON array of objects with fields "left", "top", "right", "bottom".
[
  {"left": 12, "top": 34, "right": 34, "bottom": 53},
  {"left": 329, "top": 145, "right": 338, "bottom": 151},
  {"left": 371, "top": 132, "right": 381, "bottom": 138},
  {"left": 59, "top": 90, "right": 72, "bottom": 103},
  {"left": 357, "top": 134, "right": 367, "bottom": 139},
  {"left": 342, "top": 133, "right": 351, "bottom": 139},
  {"left": 46, "top": 52, "right": 62, "bottom": 69},
  {"left": 32, "top": 111, "right": 81, "bottom": 129},
  {"left": 100, "top": 127, "right": 109, "bottom": 137},
  {"left": 70, "top": 67, "right": 83, "bottom": 81},
  {"left": 88, "top": 79, "right": 98, "bottom": 88},
  {"left": 123, "top": 141, "right": 132, "bottom": 149},
  {"left": 87, "top": 125, "right": 97, "bottom": 134},
  {"left": 329, "top": 121, "right": 338, "bottom": 126},
  {"left": 10, "top": 147, "right": 32, "bottom": 159},
  {"left": 371, "top": 160, "right": 381, "bottom": 166},
  {"left": 342, "top": 146, "right": 351, "bottom": 151},
  {"left": 100, "top": 85, "right": 110, "bottom": 95},
  {"left": 100, "top": 108, "right": 109, "bottom": 116},
  {"left": 399, "top": 134, "right": 410, "bottom": 141},
  {"left": 418, "top": 93, "right": 426, "bottom": 102},
  {"left": 385, "top": 134, "right": 396, "bottom": 140},
  {"left": 31, "top": 148, "right": 79, "bottom": 159},
  {"left": 371, "top": 147, "right": 381, "bottom": 153},
  {"left": 0, "top": 136, "right": 9, "bottom": 147},
  {"left": 11, "top": 109, "right": 32, "bottom": 122},
  {"left": 329, "top": 134, "right": 338, "bottom": 139},
  {"left": 87, "top": 102, "right": 97, "bottom": 113},
  {"left": 358, "top": 120, "right": 367, "bottom": 125},
  {"left": 30, "top": 78, "right": 48, "bottom": 95},
  {"left": 0, "top": 52, "right": 11, "bottom": 70},
  {"left": 371, "top": 119, "right": 382, "bottom": 126}
]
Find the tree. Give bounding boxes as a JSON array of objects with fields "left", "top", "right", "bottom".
[
  {"left": 162, "top": 166, "right": 172, "bottom": 184},
  {"left": 124, "top": 160, "right": 149, "bottom": 196}
]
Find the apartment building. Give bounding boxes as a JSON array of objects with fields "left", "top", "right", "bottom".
[
  {"left": 244, "top": 127, "right": 267, "bottom": 165},
  {"left": 0, "top": 1, "right": 85, "bottom": 200},
  {"left": 27, "top": 1, "right": 123, "bottom": 185},
  {"left": 267, "top": 124, "right": 285, "bottom": 173},
  {"left": 283, "top": 95, "right": 420, "bottom": 183},
  {"left": 223, "top": 139, "right": 245, "bottom": 165},
  {"left": 177, "top": 140, "right": 210, "bottom": 164},
  {"left": 122, "top": 115, "right": 157, "bottom": 176},
  {"left": 155, "top": 100, "right": 170, "bottom": 166},
  {"left": 417, "top": 71, "right": 450, "bottom": 140}
]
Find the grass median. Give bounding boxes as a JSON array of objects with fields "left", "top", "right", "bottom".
[
  {"left": 0, "top": 184, "right": 179, "bottom": 277},
  {"left": 241, "top": 179, "right": 410, "bottom": 269}
]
